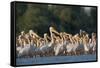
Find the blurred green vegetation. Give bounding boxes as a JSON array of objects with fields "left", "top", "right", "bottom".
[{"left": 15, "top": 3, "right": 97, "bottom": 37}]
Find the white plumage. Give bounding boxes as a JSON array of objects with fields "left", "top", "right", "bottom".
[{"left": 16, "top": 28, "right": 96, "bottom": 58}]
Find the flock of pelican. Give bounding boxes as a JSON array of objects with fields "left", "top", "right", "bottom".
[{"left": 16, "top": 27, "right": 96, "bottom": 58}]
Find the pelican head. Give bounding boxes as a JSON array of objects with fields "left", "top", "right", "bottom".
[
  {"left": 21, "top": 31, "right": 24, "bottom": 35},
  {"left": 44, "top": 33, "right": 47, "bottom": 39},
  {"left": 18, "top": 35, "right": 21, "bottom": 40},
  {"left": 86, "top": 34, "right": 89, "bottom": 37},
  {"left": 29, "top": 30, "right": 33, "bottom": 34},
  {"left": 44, "top": 33, "right": 47, "bottom": 37},
  {"left": 69, "top": 34, "right": 72, "bottom": 37},
  {"left": 49, "top": 26, "right": 54, "bottom": 31},
  {"left": 74, "top": 33, "right": 79, "bottom": 38},
  {"left": 92, "top": 32, "right": 96, "bottom": 37}
]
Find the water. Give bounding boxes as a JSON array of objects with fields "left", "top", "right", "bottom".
[{"left": 16, "top": 54, "right": 96, "bottom": 65}]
